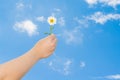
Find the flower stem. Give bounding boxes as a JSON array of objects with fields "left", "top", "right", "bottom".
[
  {"left": 50, "top": 26, "right": 54, "bottom": 35},
  {"left": 44, "top": 26, "right": 54, "bottom": 35}
]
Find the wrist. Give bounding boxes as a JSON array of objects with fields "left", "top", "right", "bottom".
[{"left": 27, "top": 49, "right": 42, "bottom": 61}]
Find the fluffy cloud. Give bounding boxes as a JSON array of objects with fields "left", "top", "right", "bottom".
[
  {"left": 16, "top": 2, "right": 24, "bottom": 10},
  {"left": 13, "top": 20, "right": 38, "bottom": 36},
  {"left": 94, "top": 74, "right": 120, "bottom": 80},
  {"left": 52, "top": 8, "right": 62, "bottom": 16},
  {"left": 58, "top": 17, "right": 65, "bottom": 26},
  {"left": 61, "top": 28, "right": 84, "bottom": 44},
  {"left": 63, "top": 60, "right": 72, "bottom": 75},
  {"left": 16, "top": 1, "right": 32, "bottom": 10},
  {"left": 105, "top": 74, "right": 120, "bottom": 79},
  {"left": 43, "top": 55, "right": 73, "bottom": 75},
  {"left": 85, "top": 0, "right": 120, "bottom": 8},
  {"left": 85, "top": 0, "right": 97, "bottom": 5},
  {"left": 36, "top": 16, "right": 46, "bottom": 22},
  {"left": 86, "top": 12, "right": 120, "bottom": 24},
  {"left": 74, "top": 17, "right": 89, "bottom": 28},
  {"left": 57, "top": 17, "right": 89, "bottom": 45}
]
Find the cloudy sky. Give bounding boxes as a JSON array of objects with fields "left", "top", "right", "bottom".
[{"left": 0, "top": 0, "right": 120, "bottom": 80}]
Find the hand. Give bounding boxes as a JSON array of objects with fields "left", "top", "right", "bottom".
[{"left": 31, "top": 34, "right": 57, "bottom": 59}]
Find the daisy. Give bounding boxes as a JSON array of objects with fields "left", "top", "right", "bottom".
[
  {"left": 47, "top": 16, "right": 57, "bottom": 25},
  {"left": 44, "top": 16, "right": 57, "bottom": 35}
]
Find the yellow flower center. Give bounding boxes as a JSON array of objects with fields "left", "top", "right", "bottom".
[{"left": 50, "top": 19, "right": 54, "bottom": 23}]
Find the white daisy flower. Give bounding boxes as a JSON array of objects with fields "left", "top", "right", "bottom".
[{"left": 47, "top": 16, "right": 57, "bottom": 25}]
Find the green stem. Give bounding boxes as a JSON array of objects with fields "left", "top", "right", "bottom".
[
  {"left": 44, "top": 26, "right": 54, "bottom": 35},
  {"left": 50, "top": 26, "right": 54, "bottom": 35}
]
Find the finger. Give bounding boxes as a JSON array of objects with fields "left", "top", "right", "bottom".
[
  {"left": 50, "top": 34, "right": 56, "bottom": 40},
  {"left": 50, "top": 38, "right": 57, "bottom": 45},
  {"left": 50, "top": 45, "right": 56, "bottom": 52},
  {"left": 49, "top": 34, "right": 56, "bottom": 42},
  {"left": 52, "top": 44, "right": 57, "bottom": 49},
  {"left": 52, "top": 38, "right": 57, "bottom": 43},
  {"left": 51, "top": 39, "right": 57, "bottom": 48},
  {"left": 44, "top": 34, "right": 54, "bottom": 41}
]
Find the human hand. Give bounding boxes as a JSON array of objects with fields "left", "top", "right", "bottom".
[{"left": 32, "top": 34, "right": 57, "bottom": 59}]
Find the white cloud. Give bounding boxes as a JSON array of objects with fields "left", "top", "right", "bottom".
[
  {"left": 51, "top": 8, "right": 62, "bottom": 19},
  {"left": 58, "top": 17, "right": 65, "bottom": 26},
  {"left": 54, "top": 8, "right": 61, "bottom": 12},
  {"left": 36, "top": 16, "right": 46, "bottom": 22},
  {"left": 95, "top": 74, "right": 120, "bottom": 80},
  {"left": 16, "top": 1, "right": 32, "bottom": 10},
  {"left": 85, "top": 0, "right": 97, "bottom": 5},
  {"left": 13, "top": 20, "right": 38, "bottom": 36},
  {"left": 61, "top": 27, "right": 84, "bottom": 44},
  {"left": 105, "top": 74, "right": 120, "bottom": 79},
  {"left": 63, "top": 30, "right": 76, "bottom": 44},
  {"left": 74, "top": 17, "right": 89, "bottom": 28},
  {"left": 85, "top": 0, "right": 120, "bottom": 8},
  {"left": 48, "top": 59, "right": 72, "bottom": 75},
  {"left": 16, "top": 2, "right": 24, "bottom": 10},
  {"left": 42, "top": 55, "right": 73, "bottom": 75},
  {"left": 87, "top": 12, "right": 120, "bottom": 24},
  {"left": 80, "top": 61, "right": 86, "bottom": 68},
  {"left": 57, "top": 17, "right": 89, "bottom": 45},
  {"left": 63, "top": 60, "right": 72, "bottom": 75}
]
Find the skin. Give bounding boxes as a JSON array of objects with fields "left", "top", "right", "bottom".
[{"left": 0, "top": 34, "right": 57, "bottom": 80}]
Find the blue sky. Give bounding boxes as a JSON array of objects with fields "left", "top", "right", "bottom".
[{"left": 0, "top": 0, "right": 120, "bottom": 80}]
